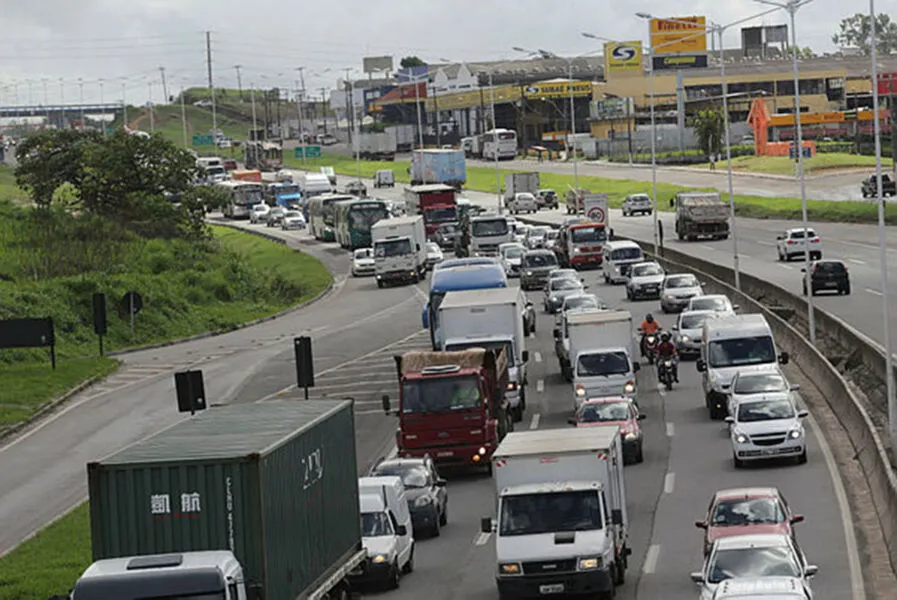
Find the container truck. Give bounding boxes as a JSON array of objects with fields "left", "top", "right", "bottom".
[
  {"left": 73, "top": 401, "right": 365, "bottom": 600},
  {"left": 503, "top": 172, "right": 539, "bottom": 206},
  {"left": 438, "top": 287, "right": 532, "bottom": 422},
  {"left": 673, "top": 192, "right": 730, "bottom": 241},
  {"left": 371, "top": 215, "right": 428, "bottom": 287},
  {"left": 555, "top": 309, "right": 631, "bottom": 382},
  {"left": 411, "top": 149, "right": 466, "bottom": 188},
  {"left": 354, "top": 132, "right": 397, "bottom": 161},
  {"left": 386, "top": 124, "right": 415, "bottom": 153},
  {"left": 481, "top": 427, "right": 631, "bottom": 600},
  {"left": 382, "top": 348, "right": 512, "bottom": 470},
  {"left": 404, "top": 184, "right": 458, "bottom": 237}
]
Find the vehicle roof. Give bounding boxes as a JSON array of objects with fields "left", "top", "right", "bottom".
[
  {"left": 733, "top": 369, "right": 784, "bottom": 381},
  {"left": 735, "top": 392, "right": 793, "bottom": 405},
  {"left": 524, "top": 248, "right": 554, "bottom": 256},
  {"left": 431, "top": 265, "right": 507, "bottom": 291},
  {"left": 502, "top": 481, "right": 604, "bottom": 496},
  {"left": 605, "top": 239, "right": 641, "bottom": 248},
  {"left": 714, "top": 576, "right": 806, "bottom": 596},
  {"left": 472, "top": 214, "right": 507, "bottom": 221},
  {"left": 301, "top": 173, "right": 331, "bottom": 181},
  {"left": 374, "top": 457, "right": 428, "bottom": 470},
  {"left": 80, "top": 551, "right": 237, "bottom": 579},
  {"left": 704, "top": 314, "right": 771, "bottom": 338},
  {"left": 785, "top": 227, "right": 817, "bottom": 233},
  {"left": 714, "top": 487, "right": 781, "bottom": 500},
  {"left": 567, "top": 309, "right": 631, "bottom": 325},
  {"left": 625, "top": 193, "right": 650, "bottom": 199},
  {"left": 495, "top": 426, "right": 620, "bottom": 458},
  {"left": 440, "top": 287, "right": 522, "bottom": 309},
  {"left": 407, "top": 183, "right": 456, "bottom": 193},
  {"left": 666, "top": 272, "right": 698, "bottom": 279},
  {"left": 582, "top": 396, "right": 634, "bottom": 406},
  {"left": 713, "top": 533, "right": 791, "bottom": 550},
  {"left": 631, "top": 261, "right": 661, "bottom": 269},
  {"left": 438, "top": 257, "right": 497, "bottom": 269},
  {"left": 563, "top": 293, "right": 597, "bottom": 303},
  {"left": 499, "top": 242, "right": 525, "bottom": 251},
  {"left": 372, "top": 215, "right": 422, "bottom": 229},
  {"left": 359, "top": 492, "right": 387, "bottom": 513}
]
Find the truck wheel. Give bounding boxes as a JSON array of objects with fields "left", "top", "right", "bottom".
[
  {"left": 388, "top": 561, "right": 401, "bottom": 589},
  {"left": 403, "top": 546, "right": 415, "bottom": 573},
  {"left": 614, "top": 558, "right": 626, "bottom": 585},
  {"left": 377, "top": 281, "right": 384, "bottom": 289},
  {"left": 512, "top": 404, "right": 523, "bottom": 423}
]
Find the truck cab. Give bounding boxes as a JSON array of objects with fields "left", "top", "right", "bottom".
[
  {"left": 371, "top": 216, "right": 427, "bottom": 287},
  {"left": 557, "top": 222, "right": 608, "bottom": 269}
]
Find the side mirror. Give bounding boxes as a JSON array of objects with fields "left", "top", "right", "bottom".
[
  {"left": 700, "top": 281, "right": 706, "bottom": 287},
  {"left": 553, "top": 328, "right": 561, "bottom": 339},
  {"left": 522, "top": 350, "right": 530, "bottom": 363},
  {"left": 526, "top": 301, "right": 533, "bottom": 308},
  {"left": 690, "top": 572, "right": 703, "bottom": 584},
  {"left": 567, "top": 417, "right": 577, "bottom": 425},
  {"left": 798, "top": 410, "right": 809, "bottom": 418},
  {"left": 381, "top": 394, "right": 391, "bottom": 414},
  {"left": 611, "top": 509, "right": 623, "bottom": 525},
  {"left": 779, "top": 351, "right": 790, "bottom": 365},
  {"left": 480, "top": 517, "right": 493, "bottom": 533},
  {"left": 435, "top": 478, "right": 447, "bottom": 487},
  {"left": 396, "top": 524, "right": 408, "bottom": 536},
  {"left": 791, "top": 514, "right": 805, "bottom": 524},
  {"left": 632, "top": 363, "right": 640, "bottom": 372},
  {"left": 790, "top": 384, "right": 801, "bottom": 391},
  {"left": 637, "top": 414, "right": 646, "bottom": 421},
  {"left": 672, "top": 325, "right": 679, "bottom": 331},
  {"left": 732, "top": 304, "right": 741, "bottom": 311},
  {"left": 800, "top": 268, "right": 806, "bottom": 272},
  {"left": 669, "top": 199, "right": 675, "bottom": 208},
  {"left": 776, "top": 235, "right": 783, "bottom": 240},
  {"left": 724, "top": 416, "right": 734, "bottom": 423},
  {"left": 695, "top": 520, "right": 708, "bottom": 529},
  {"left": 583, "top": 284, "right": 590, "bottom": 289},
  {"left": 805, "top": 565, "right": 819, "bottom": 578},
  {"left": 696, "top": 359, "right": 707, "bottom": 372},
  {"left": 416, "top": 243, "right": 421, "bottom": 251}
]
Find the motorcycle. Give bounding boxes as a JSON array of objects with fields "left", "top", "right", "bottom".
[
  {"left": 658, "top": 357, "right": 675, "bottom": 390},
  {"left": 642, "top": 332, "right": 660, "bottom": 365}
]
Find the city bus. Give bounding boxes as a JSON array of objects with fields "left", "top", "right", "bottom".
[
  {"left": 482, "top": 128, "right": 518, "bottom": 160},
  {"left": 217, "top": 180, "right": 265, "bottom": 219},
  {"left": 243, "top": 141, "right": 284, "bottom": 171},
  {"left": 308, "top": 194, "right": 355, "bottom": 242},
  {"left": 333, "top": 198, "right": 391, "bottom": 250}
]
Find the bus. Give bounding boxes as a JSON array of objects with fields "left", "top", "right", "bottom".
[
  {"left": 333, "top": 198, "right": 391, "bottom": 250},
  {"left": 243, "top": 141, "right": 284, "bottom": 171},
  {"left": 482, "top": 128, "right": 517, "bottom": 160},
  {"left": 308, "top": 194, "right": 355, "bottom": 242},
  {"left": 217, "top": 180, "right": 265, "bottom": 219}
]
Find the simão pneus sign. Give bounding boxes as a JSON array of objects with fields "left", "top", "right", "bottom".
[
  {"left": 604, "top": 41, "right": 643, "bottom": 72},
  {"left": 523, "top": 81, "right": 592, "bottom": 99}
]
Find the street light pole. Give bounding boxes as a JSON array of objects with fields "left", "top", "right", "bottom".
[
  {"left": 648, "top": 52, "right": 660, "bottom": 255},
  {"left": 568, "top": 59, "right": 579, "bottom": 192},
  {"left": 716, "top": 26, "right": 741, "bottom": 291},
  {"left": 414, "top": 76, "right": 425, "bottom": 149},
  {"left": 489, "top": 71, "right": 502, "bottom": 214}
]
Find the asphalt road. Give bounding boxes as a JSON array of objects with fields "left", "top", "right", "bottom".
[{"left": 359, "top": 274, "right": 856, "bottom": 600}]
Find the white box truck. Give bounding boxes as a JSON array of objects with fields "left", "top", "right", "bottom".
[
  {"left": 569, "top": 310, "right": 639, "bottom": 410},
  {"left": 371, "top": 216, "right": 427, "bottom": 287},
  {"left": 438, "top": 288, "right": 532, "bottom": 422},
  {"left": 354, "top": 132, "right": 398, "bottom": 161},
  {"left": 503, "top": 172, "right": 539, "bottom": 205},
  {"left": 482, "top": 427, "right": 630, "bottom": 599}
]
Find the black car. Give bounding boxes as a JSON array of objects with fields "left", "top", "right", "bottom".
[
  {"left": 802, "top": 260, "right": 850, "bottom": 295},
  {"left": 861, "top": 174, "right": 896, "bottom": 198},
  {"left": 537, "top": 189, "right": 559, "bottom": 209},
  {"left": 345, "top": 181, "right": 368, "bottom": 197},
  {"left": 370, "top": 456, "right": 448, "bottom": 537},
  {"left": 434, "top": 223, "right": 458, "bottom": 249}
]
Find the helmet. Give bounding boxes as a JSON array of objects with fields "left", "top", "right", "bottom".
[
  {"left": 646, "top": 314, "right": 654, "bottom": 323},
  {"left": 661, "top": 332, "right": 671, "bottom": 342}
]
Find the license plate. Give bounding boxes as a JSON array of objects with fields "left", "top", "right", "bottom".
[
  {"left": 539, "top": 584, "right": 565, "bottom": 594},
  {"left": 825, "top": 282, "right": 837, "bottom": 287},
  {"left": 763, "top": 449, "right": 776, "bottom": 455},
  {"left": 437, "top": 451, "right": 453, "bottom": 457}
]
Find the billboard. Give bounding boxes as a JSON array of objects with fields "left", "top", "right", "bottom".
[
  {"left": 592, "top": 98, "right": 635, "bottom": 120},
  {"left": 523, "top": 81, "right": 593, "bottom": 99},
  {"left": 650, "top": 16, "right": 707, "bottom": 54},
  {"left": 652, "top": 54, "right": 709, "bottom": 71},
  {"left": 604, "top": 42, "right": 643, "bottom": 72},
  {"left": 363, "top": 55, "right": 393, "bottom": 74}
]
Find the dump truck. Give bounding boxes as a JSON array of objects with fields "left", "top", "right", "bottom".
[{"left": 673, "top": 192, "right": 730, "bottom": 241}]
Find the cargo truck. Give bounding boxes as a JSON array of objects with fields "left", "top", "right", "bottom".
[
  {"left": 503, "top": 172, "right": 539, "bottom": 207},
  {"left": 404, "top": 184, "right": 458, "bottom": 238},
  {"left": 555, "top": 309, "right": 628, "bottom": 382},
  {"left": 73, "top": 401, "right": 365, "bottom": 600},
  {"left": 371, "top": 215, "right": 428, "bottom": 287},
  {"left": 386, "top": 124, "right": 415, "bottom": 153},
  {"left": 438, "top": 287, "right": 532, "bottom": 422},
  {"left": 382, "top": 348, "right": 512, "bottom": 470},
  {"left": 565, "top": 187, "right": 591, "bottom": 214},
  {"left": 569, "top": 310, "right": 639, "bottom": 411},
  {"left": 411, "top": 149, "right": 466, "bottom": 188},
  {"left": 481, "top": 427, "right": 631, "bottom": 600},
  {"left": 354, "top": 132, "right": 397, "bottom": 161},
  {"left": 455, "top": 212, "right": 514, "bottom": 258},
  {"left": 673, "top": 192, "right": 730, "bottom": 241}
]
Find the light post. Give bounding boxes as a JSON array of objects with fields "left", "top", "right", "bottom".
[
  {"left": 148, "top": 80, "right": 155, "bottom": 133},
  {"left": 99, "top": 79, "right": 105, "bottom": 135},
  {"left": 78, "top": 78, "right": 85, "bottom": 129},
  {"left": 755, "top": 0, "right": 815, "bottom": 342},
  {"left": 868, "top": 0, "right": 897, "bottom": 453},
  {"left": 341, "top": 68, "right": 362, "bottom": 182},
  {"left": 59, "top": 78, "right": 65, "bottom": 126},
  {"left": 400, "top": 71, "right": 428, "bottom": 150},
  {"left": 122, "top": 78, "right": 128, "bottom": 128},
  {"left": 180, "top": 83, "right": 188, "bottom": 147}
]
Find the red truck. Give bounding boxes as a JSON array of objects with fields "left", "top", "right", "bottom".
[
  {"left": 382, "top": 348, "right": 512, "bottom": 470},
  {"left": 403, "top": 184, "right": 458, "bottom": 238},
  {"left": 554, "top": 220, "right": 609, "bottom": 269}
]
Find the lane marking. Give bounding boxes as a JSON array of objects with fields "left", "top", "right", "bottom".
[
  {"left": 474, "top": 532, "right": 492, "bottom": 546},
  {"left": 534, "top": 351, "right": 542, "bottom": 363},
  {"left": 778, "top": 264, "right": 794, "bottom": 270},
  {"left": 663, "top": 473, "right": 675, "bottom": 494},
  {"left": 666, "top": 422, "right": 675, "bottom": 437},
  {"left": 756, "top": 240, "right": 775, "bottom": 247},
  {"left": 848, "top": 258, "right": 866, "bottom": 265},
  {"left": 865, "top": 288, "right": 883, "bottom": 297},
  {"left": 536, "top": 379, "right": 545, "bottom": 393},
  {"left": 698, "top": 244, "right": 716, "bottom": 251},
  {"left": 529, "top": 413, "right": 541, "bottom": 430},
  {"left": 642, "top": 544, "right": 660, "bottom": 574}
]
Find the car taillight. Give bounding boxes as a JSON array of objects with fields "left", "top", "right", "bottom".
[
  {"left": 810, "top": 237, "right": 820, "bottom": 243},
  {"left": 786, "top": 240, "right": 796, "bottom": 245}
]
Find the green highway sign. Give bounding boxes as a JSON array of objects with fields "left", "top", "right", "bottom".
[
  {"left": 294, "top": 145, "right": 322, "bottom": 159},
  {"left": 192, "top": 134, "right": 214, "bottom": 146}
]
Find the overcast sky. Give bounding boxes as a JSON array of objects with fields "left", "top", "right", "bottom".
[{"left": 0, "top": 0, "right": 888, "bottom": 106}]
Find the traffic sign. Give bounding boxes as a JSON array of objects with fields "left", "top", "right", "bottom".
[
  {"left": 121, "top": 291, "right": 143, "bottom": 315},
  {"left": 192, "top": 134, "right": 214, "bottom": 146},
  {"left": 294, "top": 145, "right": 322, "bottom": 159},
  {"left": 788, "top": 146, "right": 812, "bottom": 160},
  {"left": 587, "top": 206, "right": 606, "bottom": 222}
]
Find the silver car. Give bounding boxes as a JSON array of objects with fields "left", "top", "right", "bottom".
[
  {"left": 520, "top": 250, "right": 559, "bottom": 291},
  {"left": 499, "top": 243, "right": 526, "bottom": 278},
  {"left": 281, "top": 210, "right": 306, "bottom": 230},
  {"left": 525, "top": 226, "right": 551, "bottom": 249},
  {"left": 673, "top": 310, "right": 717, "bottom": 357},
  {"left": 726, "top": 368, "right": 799, "bottom": 418},
  {"left": 727, "top": 394, "right": 809, "bottom": 467},
  {"left": 660, "top": 273, "right": 704, "bottom": 313},
  {"left": 687, "top": 294, "right": 738, "bottom": 316},
  {"left": 555, "top": 293, "right": 605, "bottom": 325},
  {"left": 547, "top": 268, "right": 579, "bottom": 282},
  {"left": 543, "top": 277, "right": 586, "bottom": 313},
  {"left": 626, "top": 261, "right": 665, "bottom": 301}
]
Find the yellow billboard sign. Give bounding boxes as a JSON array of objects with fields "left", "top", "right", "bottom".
[
  {"left": 650, "top": 16, "right": 707, "bottom": 54},
  {"left": 523, "top": 81, "right": 593, "bottom": 99},
  {"left": 604, "top": 41, "right": 643, "bottom": 72}
]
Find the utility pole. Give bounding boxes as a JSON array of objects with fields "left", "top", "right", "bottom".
[
  {"left": 234, "top": 64, "right": 243, "bottom": 99},
  {"left": 159, "top": 67, "right": 168, "bottom": 103},
  {"left": 295, "top": 66, "right": 305, "bottom": 140},
  {"left": 148, "top": 81, "right": 155, "bottom": 133},
  {"left": 180, "top": 86, "right": 188, "bottom": 147},
  {"left": 206, "top": 31, "right": 217, "bottom": 139},
  {"left": 320, "top": 88, "right": 328, "bottom": 133},
  {"left": 343, "top": 68, "right": 353, "bottom": 139}
]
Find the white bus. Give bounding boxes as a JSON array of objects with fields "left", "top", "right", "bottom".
[
  {"left": 217, "top": 180, "right": 265, "bottom": 219},
  {"left": 482, "top": 128, "right": 517, "bottom": 160}
]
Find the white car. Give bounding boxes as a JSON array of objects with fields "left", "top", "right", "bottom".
[
  {"left": 621, "top": 193, "right": 652, "bottom": 216},
  {"left": 512, "top": 223, "right": 530, "bottom": 245},
  {"left": 508, "top": 192, "right": 538, "bottom": 214},
  {"left": 691, "top": 534, "right": 818, "bottom": 600},
  {"left": 524, "top": 226, "right": 551, "bottom": 249},
  {"left": 776, "top": 228, "right": 822, "bottom": 262},
  {"left": 626, "top": 261, "right": 665, "bottom": 301},
  {"left": 281, "top": 210, "right": 306, "bottom": 230},
  {"left": 499, "top": 243, "right": 526, "bottom": 277},
  {"left": 555, "top": 293, "right": 604, "bottom": 325},
  {"left": 275, "top": 170, "right": 294, "bottom": 183},
  {"left": 673, "top": 310, "right": 718, "bottom": 357},
  {"left": 711, "top": 577, "right": 813, "bottom": 599},
  {"left": 660, "top": 273, "right": 704, "bottom": 313},
  {"left": 425, "top": 242, "right": 444, "bottom": 268},
  {"left": 249, "top": 203, "right": 270, "bottom": 224},
  {"left": 547, "top": 268, "right": 579, "bottom": 282},
  {"left": 726, "top": 394, "right": 809, "bottom": 467},
  {"left": 543, "top": 277, "right": 586, "bottom": 313},
  {"left": 687, "top": 294, "right": 738, "bottom": 316},
  {"left": 352, "top": 248, "right": 375, "bottom": 277},
  {"left": 727, "top": 369, "right": 799, "bottom": 418}
]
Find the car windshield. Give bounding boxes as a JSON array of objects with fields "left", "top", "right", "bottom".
[
  {"left": 401, "top": 375, "right": 481, "bottom": 413},
  {"left": 372, "top": 464, "right": 430, "bottom": 489},
  {"left": 503, "top": 247, "right": 524, "bottom": 259},
  {"left": 374, "top": 239, "right": 412, "bottom": 258},
  {"left": 708, "top": 336, "right": 776, "bottom": 368},
  {"left": 632, "top": 264, "right": 663, "bottom": 277},
  {"left": 361, "top": 511, "right": 394, "bottom": 537},
  {"left": 611, "top": 247, "right": 642, "bottom": 260},
  {"left": 577, "top": 351, "right": 630, "bottom": 376},
  {"left": 500, "top": 490, "right": 602, "bottom": 536},
  {"left": 284, "top": 211, "right": 301, "bottom": 218},
  {"left": 571, "top": 226, "right": 607, "bottom": 243},
  {"left": 707, "top": 547, "right": 801, "bottom": 584},
  {"left": 427, "top": 243, "right": 441, "bottom": 252},
  {"left": 578, "top": 401, "right": 632, "bottom": 423},
  {"left": 691, "top": 297, "right": 729, "bottom": 312},
  {"left": 734, "top": 374, "right": 787, "bottom": 394},
  {"left": 445, "top": 341, "right": 515, "bottom": 367},
  {"left": 680, "top": 313, "right": 712, "bottom": 330},
  {"left": 711, "top": 497, "right": 786, "bottom": 526},
  {"left": 524, "top": 253, "right": 557, "bottom": 268},
  {"left": 529, "top": 228, "right": 549, "bottom": 238},
  {"left": 253, "top": 204, "right": 268, "bottom": 212},
  {"left": 550, "top": 278, "right": 581, "bottom": 291},
  {"left": 788, "top": 230, "right": 816, "bottom": 239},
  {"left": 549, "top": 269, "right": 577, "bottom": 279},
  {"left": 665, "top": 275, "right": 699, "bottom": 288},
  {"left": 564, "top": 296, "right": 598, "bottom": 311},
  {"left": 738, "top": 400, "right": 795, "bottom": 422},
  {"left": 354, "top": 249, "right": 372, "bottom": 260},
  {"left": 425, "top": 207, "right": 457, "bottom": 223},
  {"left": 517, "top": 193, "right": 535, "bottom": 202},
  {"left": 472, "top": 219, "right": 509, "bottom": 236},
  {"left": 627, "top": 195, "right": 649, "bottom": 203}
]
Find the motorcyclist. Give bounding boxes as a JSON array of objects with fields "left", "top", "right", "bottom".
[
  {"left": 639, "top": 314, "right": 661, "bottom": 357},
  {"left": 656, "top": 332, "right": 679, "bottom": 382}
]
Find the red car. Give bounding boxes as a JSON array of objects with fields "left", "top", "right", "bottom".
[
  {"left": 695, "top": 487, "right": 804, "bottom": 555},
  {"left": 567, "top": 396, "right": 645, "bottom": 464}
]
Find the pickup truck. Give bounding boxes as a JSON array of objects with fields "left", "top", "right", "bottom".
[{"left": 861, "top": 174, "right": 896, "bottom": 197}]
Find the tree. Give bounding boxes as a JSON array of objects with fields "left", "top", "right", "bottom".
[
  {"left": 832, "top": 12, "right": 897, "bottom": 55},
  {"left": 795, "top": 46, "right": 817, "bottom": 59},
  {"left": 691, "top": 109, "right": 724, "bottom": 158},
  {"left": 15, "top": 129, "right": 101, "bottom": 208},
  {"left": 400, "top": 56, "right": 426, "bottom": 69}
]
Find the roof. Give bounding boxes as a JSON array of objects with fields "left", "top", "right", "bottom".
[
  {"left": 359, "top": 493, "right": 387, "bottom": 513},
  {"left": 715, "top": 487, "right": 781, "bottom": 500},
  {"left": 372, "top": 215, "right": 421, "bottom": 229},
  {"left": 399, "top": 348, "right": 489, "bottom": 374},
  {"left": 502, "top": 481, "right": 603, "bottom": 496},
  {"left": 678, "top": 193, "right": 723, "bottom": 203},
  {"left": 714, "top": 533, "right": 790, "bottom": 550},
  {"left": 524, "top": 248, "right": 554, "bottom": 255},
  {"left": 582, "top": 396, "right": 633, "bottom": 405},
  {"left": 407, "top": 183, "right": 457, "bottom": 193},
  {"left": 97, "top": 401, "right": 352, "bottom": 464},
  {"left": 440, "top": 287, "right": 522, "bottom": 309},
  {"left": 495, "top": 426, "right": 620, "bottom": 458},
  {"left": 431, "top": 264, "right": 507, "bottom": 292},
  {"left": 605, "top": 239, "right": 641, "bottom": 248},
  {"left": 567, "top": 309, "right": 631, "bottom": 326},
  {"left": 705, "top": 314, "right": 771, "bottom": 337},
  {"left": 735, "top": 393, "right": 793, "bottom": 406},
  {"left": 80, "top": 551, "right": 238, "bottom": 579}
]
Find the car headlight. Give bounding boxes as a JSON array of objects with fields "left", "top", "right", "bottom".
[
  {"left": 500, "top": 563, "right": 522, "bottom": 575},
  {"left": 371, "top": 554, "right": 389, "bottom": 564},
  {"left": 624, "top": 381, "right": 635, "bottom": 394},
  {"left": 680, "top": 335, "right": 690, "bottom": 342},
  {"left": 789, "top": 428, "right": 803, "bottom": 439},
  {"left": 526, "top": 271, "right": 533, "bottom": 276},
  {"left": 573, "top": 247, "right": 581, "bottom": 253},
  {"left": 734, "top": 431, "right": 748, "bottom": 444},
  {"left": 624, "top": 431, "right": 639, "bottom": 440},
  {"left": 575, "top": 385, "right": 585, "bottom": 397},
  {"left": 414, "top": 495, "right": 433, "bottom": 507},
  {"left": 507, "top": 381, "right": 518, "bottom": 391},
  {"left": 577, "top": 557, "right": 601, "bottom": 570},
  {"left": 663, "top": 294, "right": 674, "bottom": 301},
  {"left": 550, "top": 296, "right": 559, "bottom": 303}
]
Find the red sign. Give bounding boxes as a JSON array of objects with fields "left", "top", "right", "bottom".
[{"left": 877, "top": 73, "right": 897, "bottom": 95}]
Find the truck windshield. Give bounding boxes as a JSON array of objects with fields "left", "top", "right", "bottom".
[
  {"left": 350, "top": 205, "right": 390, "bottom": 229},
  {"left": 445, "top": 341, "right": 514, "bottom": 367},
  {"left": 500, "top": 490, "right": 602, "bottom": 536},
  {"left": 374, "top": 239, "right": 412, "bottom": 258},
  {"left": 362, "top": 511, "right": 395, "bottom": 537},
  {"left": 472, "top": 219, "right": 509, "bottom": 237},
  {"left": 401, "top": 375, "right": 481, "bottom": 413},
  {"left": 708, "top": 336, "right": 776, "bottom": 368},
  {"left": 571, "top": 227, "right": 607, "bottom": 243},
  {"left": 523, "top": 253, "right": 557, "bottom": 268},
  {"left": 425, "top": 207, "right": 457, "bottom": 223},
  {"left": 611, "top": 248, "right": 642, "bottom": 260},
  {"left": 577, "top": 351, "right": 630, "bottom": 377},
  {"left": 276, "top": 184, "right": 300, "bottom": 196}
]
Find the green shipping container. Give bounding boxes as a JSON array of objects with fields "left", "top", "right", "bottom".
[{"left": 87, "top": 400, "right": 361, "bottom": 600}]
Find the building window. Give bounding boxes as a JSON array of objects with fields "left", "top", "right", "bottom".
[
  {"left": 686, "top": 85, "right": 722, "bottom": 99},
  {"left": 798, "top": 79, "right": 824, "bottom": 95},
  {"left": 776, "top": 80, "right": 795, "bottom": 95}
]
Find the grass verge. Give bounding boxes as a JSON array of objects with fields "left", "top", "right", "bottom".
[
  {"left": 285, "top": 153, "right": 897, "bottom": 225},
  {"left": 693, "top": 152, "right": 892, "bottom": 175},
  {"left": 0, "top": 166, "right": 29, "bottom": 205}
]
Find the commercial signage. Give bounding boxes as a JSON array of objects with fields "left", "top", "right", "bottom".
[
  {"left": 604, "top": 41, "right": 643, "bottom": 72},
  {"left": 363, "top": 55, "right": 393, "bottom": 74},
  {"left": 592, "top": 97, "right": 635, "bottom": 120},
  {"left": 523, "top": 81, "right": 592, "bottom": 99},
  {"left": 650, "top": 16, "right": 707, "bottom": 53},
  {"left": 877, "top": 72, "right": 897, "bottom": 95},
  {"left": 652, "top": 54, "right": 709, "bottom": 71}
]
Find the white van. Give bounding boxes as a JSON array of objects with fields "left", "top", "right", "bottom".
[
  {"left": 697, "top": 314, "right": 790, "bottom": 420},
  {"left": 356, "top": 476, "right": 414, "bottom": 584},
  {"left": 300, "top": 172, "right": 333, "bottom": 198},
  {"left": 602, "top": 240, "right": 645, "bottom": 284}
]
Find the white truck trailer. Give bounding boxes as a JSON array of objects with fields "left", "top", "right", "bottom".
[{"left": 371, "top": 215, "right": 428, "bottom": 287}]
